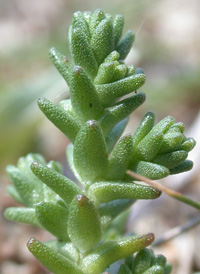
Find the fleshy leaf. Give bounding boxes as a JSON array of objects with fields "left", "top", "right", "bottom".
[
  {"left": 45, "top": 240, "right": 79, "bottom": 263},
  {"left": 117, "top": 30, "right": 135, "bottom": 60},
  {"left": 133, "top": 248, "right": 153, "bottom": 273},
  {"left": 69, "top": 66, "right": 103, "bottom": 122},
  {"left": 66, "top": 143, "right": 82, "bottom": 184},
  {"left": 35, "top": 202, "right": 69, "bottom": 241},
  {"left": 72, "top": 11, "right": 90, "bottom": 39},
  {"left": 38, "top": 97, "right": 80, "bottom": 143},
  {"left": 142, "top": 265, "right": 164, "bottom": 274},
  {"left": 150, "top": 116, "right": 175, "bottom": 134},
  {"left": 118, "top": 264, "right": 132, "bottom": 274},
  {"left": 88, "top": 181, "right": 161, "bottom": 205},
  {"left": 73, "top": 120, "right": 108, "bottom": 182},
  {"left": 134, "top": 130, "right": 163, "bottom": 161},
  {"left": 89, "top": 9, "right": 106, "bottom": 35},
  {"left": 94, "top": 62, "right": 116, "bottom": 85},
  {"left": 4, "top": 207, "right": 40, "bottom": 227},
  {"left": 159, "top": 132, "right": 184, "bottom": 154},
  {"left": 82, "top": 233, "right": 154, "bottom": 274},
  {"left": 104, "top": 50, "right": 120, "bottom": 62},
  {"left": 90, "top": 18, "right": 114, "bottom": 65},
  {"left": 178, "top": 137, "right": 196, "bottom": 152},
  {"left": 169, "top": 160, "right": 193, "bottom": 175},
  {"left": 48, "top": 47, "right": 73, "bottom": 84},
  {"left": 98, "top": 199, "right": 134, "bottom": 219},
  {"left": 106, "top": 134, "right": 133, "bottom": 180},
  {"left": 105, "top": 117, "right": 129, "bottom": 154},
  {"left": 70, "top": 27, "right": 98, "bottom": 78},
  {"left": 129, "top": 161, "right": 170, "bottom": 180},
  {"left": 153, "top": 254, "right": 167, "bottom": 267},
  {"left": 6, "top": 185, "right": 24, "bottom": 204},
  {"left": 31, "top": 161, "right": 82, "bottom": 206},
  {"left": 164, "top": 263, "right": 173, "bottom": 274},
  {"left": 132, "top": 111, "right": 155, "bottom": 149},
  {"left": 27, "top": 238, "right": 85, "bottom": 274},
  {"left": 6, "top": 165, "right": 42, "bottom": 207},
  {"left": 68, "top": 195, "right": 102, "bottom": 253},
  {"left": 152, "top": 151, "right": 188, "bottom": 169},
  {"left": 96, "top": 74, "right": 146, "bottom": 106},
  {"left": 99, "top": 93, "right": 146, "bottom": 135},
  {"left": 113, "top": 14, "right": 124, "bottom": 47}
]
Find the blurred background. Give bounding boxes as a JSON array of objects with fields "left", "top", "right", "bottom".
[{"left": 0, "top": 0, "right": 199, "bottom": 273}]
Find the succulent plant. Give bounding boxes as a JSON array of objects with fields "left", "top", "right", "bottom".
[{"left": 4, "top": 9, "right": 196, "bottom": 274}]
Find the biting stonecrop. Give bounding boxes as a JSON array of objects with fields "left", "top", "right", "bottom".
[{"left": 4, "top": 9, "right": 195, "bottom": 274}]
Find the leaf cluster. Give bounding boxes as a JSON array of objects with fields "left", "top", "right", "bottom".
[{"left": 4, "top": 9, "right": 196, "bottom": 274}]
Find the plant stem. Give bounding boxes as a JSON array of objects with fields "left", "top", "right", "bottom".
[{"left": 126, "top": 170, "right": 200, "bottom": 210}]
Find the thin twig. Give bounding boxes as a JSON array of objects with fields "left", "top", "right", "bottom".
[
  {"left": 126, "top": 170, "right": 200, "bottom": 210},
  {"left": 152, "top": 214, "right": 200, "bottom": 246}
]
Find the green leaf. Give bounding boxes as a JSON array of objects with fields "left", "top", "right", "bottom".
[
  {"left": 178, "top": 137, "right": 196, "bottom": 152},
  {"left": 153, "top": 254, "right": 167, "bottom": 267},
  {"left": 73, "top": 120, "right": 108, "bottom": 182},
  {"left": 71, "top": 28, "right": 98, "bottom": 78},
  {"left": 159, "top": 132, "right": 184, "bottom": 154},
  {"left": 113, "top": 14, "right": 124, "bottom": 47},
  {"left": 169, "top": 160, "right": 193, "bottom": 175},
  {"left": 88, "top": 181, "right": 161, "bottom": 205},
  {"left": 17, "top": 153, "right": 46, "bottom": 169},
  {"left": 66, "top": 143, "right": 83, "bottom": 184},
  {"left": 118, "top": 264, "right": 132, "bottom": 274},
  {"left": 164, "top": 263, "right": 173, "bottom": 274},
  {"left": 142, "top": 265, "right": 164, "bottom": 274},
  {"left": 106, "top": 134, "right": 133, "bottom": 180},
  {"left": 117, "top": 30, "right": 135, "bottom": 60},
  {"left": 4, "top": 207, "right": 40, "bottom": 227},
  {"left": 104, "top": 50, "right": 120, "bottom": 62},
  {"left": 68, "top": 195, "right": 102, "bottom": 253},
  {"left": 99, "top": 93, "right": 146, "bottom": 135},
  {"left": 27, "top": 238, "right": 85, "bottom": 274},
  {"left": 151, "top": 116, "right": 175, "bottom": 134},
  {"left": 37, "top": 97, "right": 80, "bottom": 143},
  {"left": 72, "top": 11, "right": 90, "bottom": 40},
  {"left": 132, "top": 111, "right": 155, "bottom": 149},
  {"left": 31, "top": 161, "right": 82, "bottom": 205},
  {"left": 133, "top": 248, "right": 154, "bottom": 274},
  {"left": 6, "top": 165, "right": 42, "bottom": 207},
  {"left": 134, "top": 130, "right": 163, "bottom": 161},
  {"left": 59, "top": 99, "right": 74, "bottom": 114},
  {"left": 152, "top": 151, "right": 188, "bottom": 169},
  {"left": 47, "top": 160, "right": 63, "bottom": 174},
  {"left": 105, "top": 118, "right": 129, "bottom": 154},
  {"left": 126, "top": 65, "right": 136, "bottom": 76},
  {"left": 112, "top": 64, "right": 127, "bottom": 82},
  {"left": 90, "top": 18, "right": 114, "bottom": 65},
  {"left": 45, "top": 241, "right": 79, "bottom": 263},
  {"left": 94, "top": 62, "right": 116, "bottom": 85},
  {"left": 98, "top": 199, "right": 134, "bottom": 219},
  {"left": 82, "top": 233, "right": 155, "bottom": 274},
  {"left": 129, "top": 161, "right": 170, "bottom": 180},
  {"left": 69, "top": 66, "right": 103, "bottom": 122},
  {"left": 48, "top": 47, "right": 73, "bottom": 84},
  {"left": 96, "top": 74, "right": 146, "bottom": 106},
  {"left": 83, "top": 11, "right": 92, "bottom": 24},
  {"left": 89, "top": 9, "right": 106, "bottom": 35},
  {"left": 6, "top": 185, "right": 24, "bottom": 204},
  {"left": 170, "top": 122, "right": 185, "bottom": 133},
  {"left": 35, "top": 202, "right": 69, "bottom": 241},
  {"left": 125, "top": 255, "right": 135, "bottom": 271}
]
